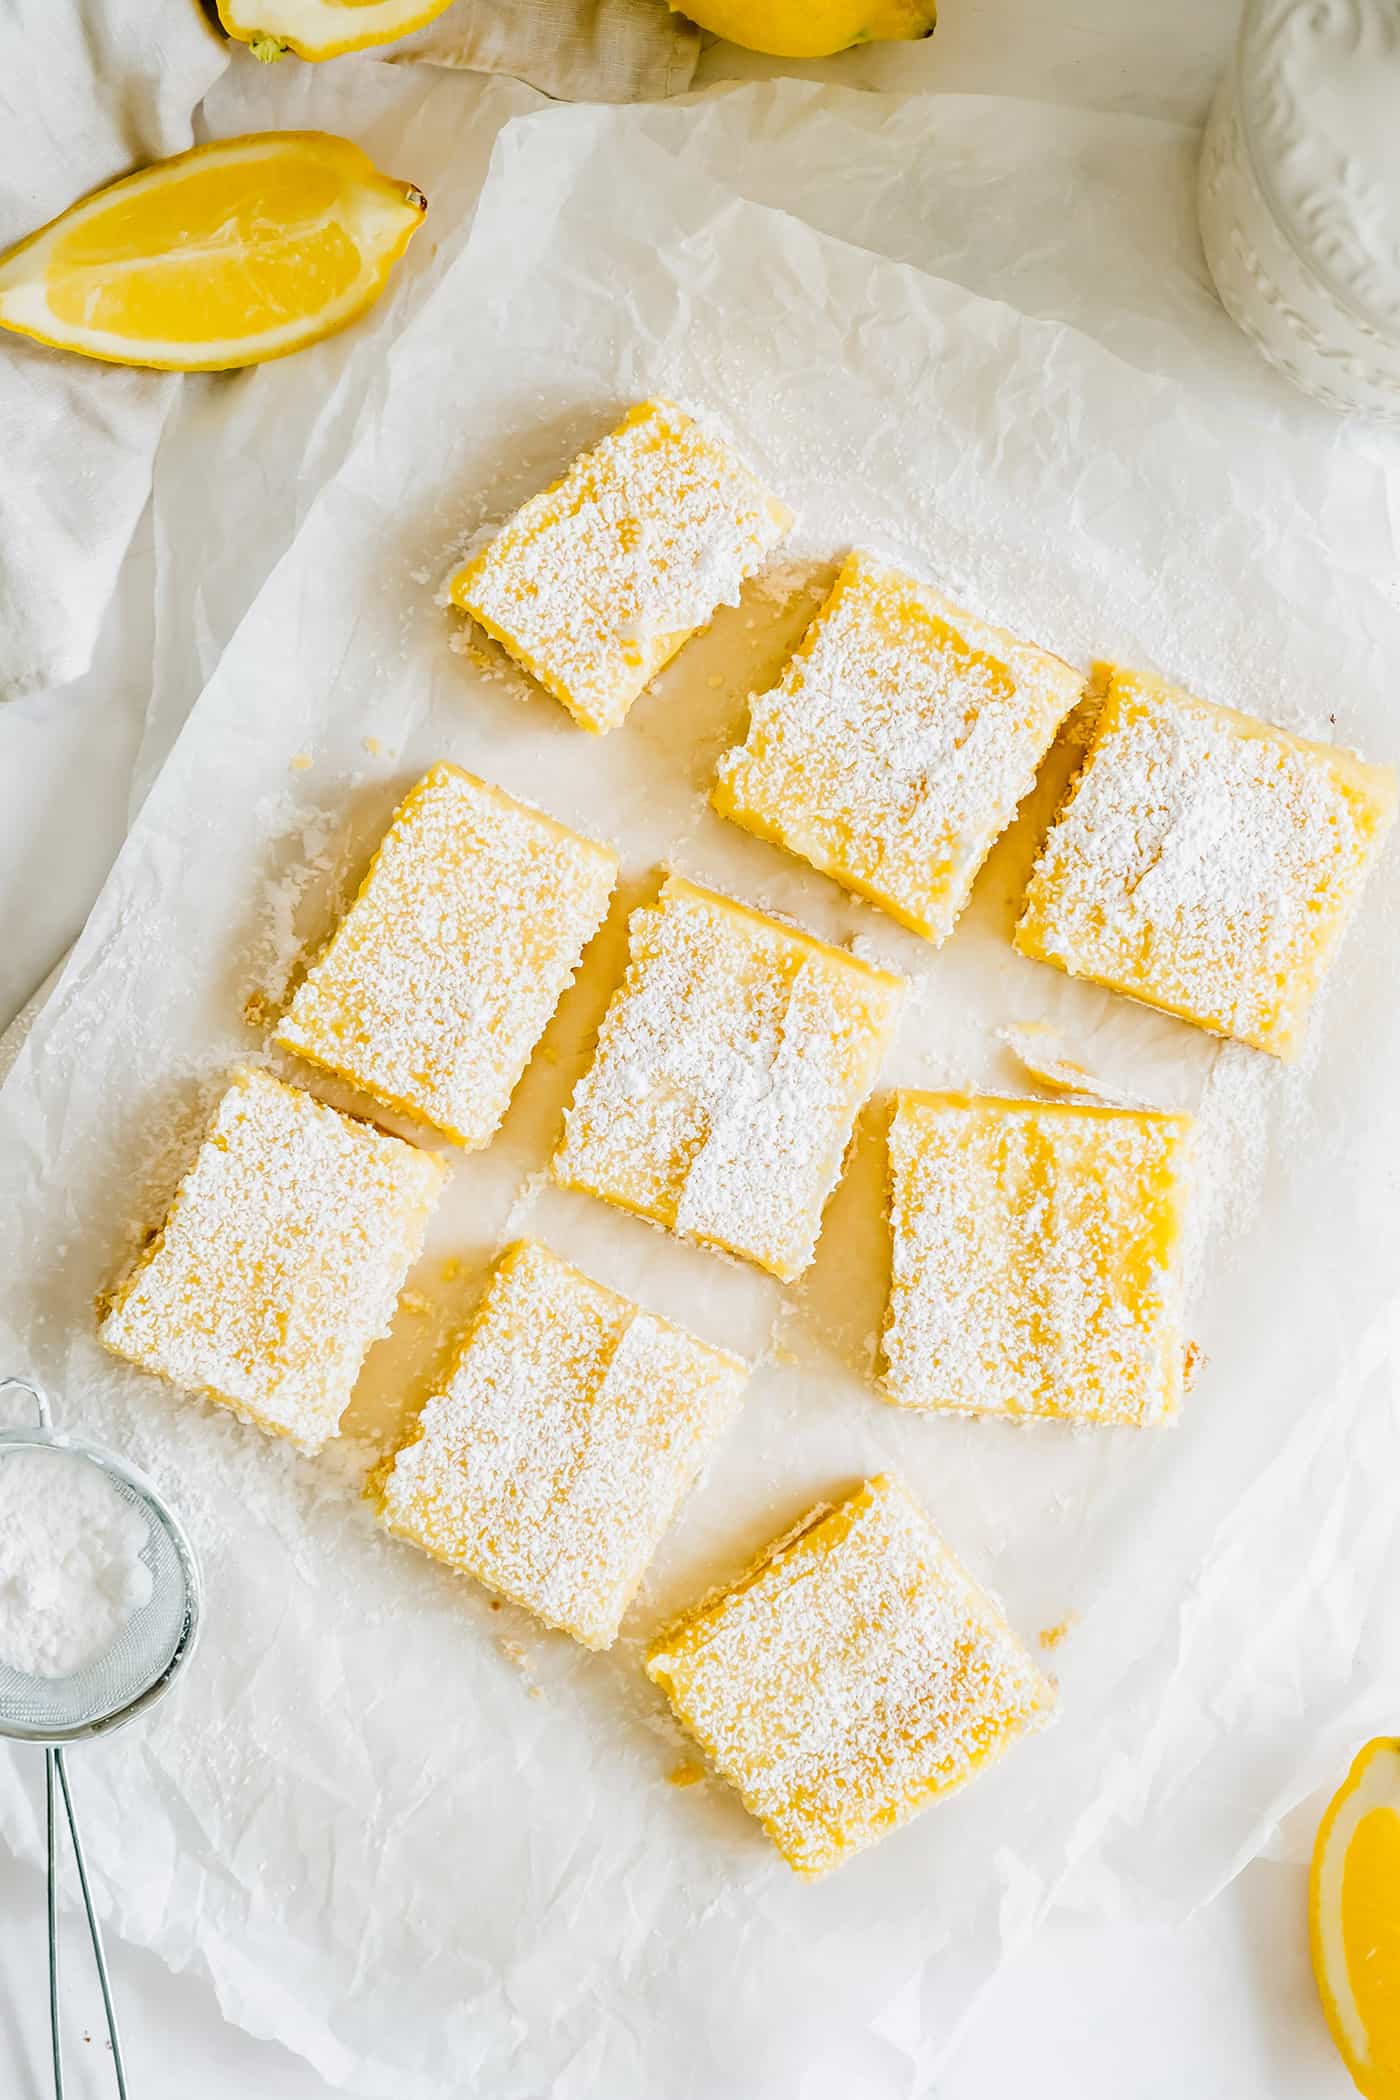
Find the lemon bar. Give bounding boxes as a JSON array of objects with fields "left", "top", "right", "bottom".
[
  {"left": 100, "top": 1067, "right": 444, "bottom": 1454},
  {"left": 552, "top": 874, "right": 903, "bottom": 1282},
  {"left": 882, "top": 1090, "right": 1191, "bottom": 1426},
  {"left": 1015, "top": 667, "right": 1397, "bottom": 1059},
  {"left": 713, "top": 551, "right": 1082, "bottom": 943},
  {"left": 375, "top": 1239, "right": 748, "bottom": 1649},
  {"left": 647, "top": 1475, "right": 1054, "bottom": 1876},
  {"left": 449, "top": 399, "right": 792, "bottom": 734},
  {"left": 275, "top": 764, "right": 617, "bottom": 1147}
]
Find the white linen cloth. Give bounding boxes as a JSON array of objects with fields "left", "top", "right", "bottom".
[{"left": 0, "top": 0, "right": 225, "bottom": 702}]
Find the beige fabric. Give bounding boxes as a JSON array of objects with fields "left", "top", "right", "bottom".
[{"left": 391, "top": 0, "right": 700, "bottom": 100}]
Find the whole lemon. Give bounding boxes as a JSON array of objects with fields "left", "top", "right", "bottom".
[{"left": 672, "top": 0, "right": 936, "bottom": 59}]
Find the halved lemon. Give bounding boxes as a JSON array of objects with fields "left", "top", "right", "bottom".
[
  {"left": 1311, "top": 1737, "right": 1400, "bottom": 2100},
  {"left": 217, "top": 0, "right": 457, "bottom": 62},
  {"left": 0, "top": 133, "right": 426, "bottom": 371}
]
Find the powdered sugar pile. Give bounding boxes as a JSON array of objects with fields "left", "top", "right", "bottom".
[{"left": 0, "top": 1447, "right": 153, "bottom": 1680}]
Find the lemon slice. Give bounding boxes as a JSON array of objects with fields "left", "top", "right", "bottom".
[
  {"left": 1312, "top": 1737, "right": 1400, "bottom": 2099},
  {"left": 217, "top": 0, "right": 456, "bottom": 62},
  {"left": 0, "top": 133, "right": 426, "bottom": 371}
]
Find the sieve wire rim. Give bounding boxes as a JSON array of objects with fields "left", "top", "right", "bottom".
[{"left": 0, "top": 1427, "right": 203, "bottom": 1748}]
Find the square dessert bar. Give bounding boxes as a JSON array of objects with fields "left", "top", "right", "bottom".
[
  {"left": 100, "top": 1067, "right": 444, "bottom": 1454},
  {"left": 375, "top": 1239, "right": 748, "bottom": 1650},
  {"left": 1015, "top": 667, "right": 1397, "bottom": 1058},
  {"left": 552, "top": 874, "right": 903, "bottom": 1282},
  {"left": 882, "top": 1090, "right": 1191, "bottom": 1427},
  {"left": 713, "top": 550, "right": 1083, "bottom": 944},
  {"left": 647, "top": 1474, "right": 1054, "bottom": 1877},
  {"left": 275, "top": 764, "right": 617, "bottom": 1148},
  {"left": 449, "top": 398, "right": 792, "bottom": 733}
]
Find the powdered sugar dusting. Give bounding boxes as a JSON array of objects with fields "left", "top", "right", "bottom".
[
  {"left": 715, "top": 551, "right": 1083, "bottom": 943},
  {"left": 276, "top": 764, "right": 617, "bottom": 1147},
  {"left": 553, "top": 874, "right": 902, "bottom": 1281},
  {"left": 647, "top": 1476, "right": 1054, "bottom": 1877},
  {"left": 378, "top": 1240, "right": 748, "bottom": 1650},
  {"left": 1017, "top": 669, "right": 1397, "bottom": 1058},
  {"left": 100, "top": 1068, "right": 444, "bottom": 1455},
  {"left": 451, "top": 398, "right": 792, "bottom": 732}
]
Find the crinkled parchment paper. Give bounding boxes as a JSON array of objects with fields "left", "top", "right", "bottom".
[{"left": 1, "top": 106, "right": 1398, "bottom": 2100}]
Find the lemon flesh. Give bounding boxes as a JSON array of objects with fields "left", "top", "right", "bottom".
[
  {"left": 217, "top": 0, "right": 457, "bottom": 63},
  {"left": 1344, "top": 1809, "right": 1400, "bottom": 2092},
  {"left": 0, "top": 132, "right": 425, "bottom": 370},
  {"left": 672, "top": 0, "right": 935, "bottom": 58},
  {"left": 1312, "top": 1738, "right": 1400, "bottom": 2100}
]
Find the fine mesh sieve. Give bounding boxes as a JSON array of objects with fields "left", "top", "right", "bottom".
[{"left": 0, "top": 1375, "right": 202, "bottom": 2098}]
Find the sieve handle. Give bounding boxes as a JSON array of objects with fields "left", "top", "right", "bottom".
[
  {"left": 51, "top": 1748, "right": 128, "bottom": 2100},
  {"left": 44, "top": 1748, "right": 129, "bottom": 2100},
  {"left": 6, "top": 1372, "right": 129, "bottom": 2099},
  {"left": 0, "top": 1374, "right": 51, "bottom": 1429}
]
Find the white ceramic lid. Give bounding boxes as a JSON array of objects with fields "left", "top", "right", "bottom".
[{"left": 1239, "top": 0, "right": 1400, "bottom": 339}]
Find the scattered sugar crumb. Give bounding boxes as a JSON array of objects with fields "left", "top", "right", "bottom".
[
  {"left": 769, "top": 1341, "right": 799, "bottom": 1368},
  {"left": 748, "top": 557, "right": 823, "bottom": 610},
  {"left": 847, "top": 930, "right": 899, "bottom": 969},
  {"left": 399, "top": 1290, "right": 432, "bottom": 1318},
  {"left": 1039, "top": 1615, "right": 1077, "bottom": 1650},
  {"left": 440, "top": 1258, "right": 462, "bottom": 1283},
  {"left": 290, "top": 753, "right": 312, "bottom": 772},
  {"left": 999, "top": 1023, "right": 1128, "bottom": 1103},
  {"left": 668, "top": 1761, "right": 706, "bottom": 1789},
  {"left": 242, "top": 989, "right": 279, "bottom": 1031},
  {"left": 497, "top": 1637, "right": 529, "bottom": 1670},
  {"left": 363, "top": 736, "right": 385, "bottom": 757},
  {"left": 1183, "top": 1340, "right": 1206, "bottom": 1391}
]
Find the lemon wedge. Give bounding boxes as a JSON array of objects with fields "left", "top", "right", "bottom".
[
  {"left": 0, "top": 132, "right": 426, "bottom": 371},
  {"left": 1312, "top": 1737, "right": 1400, "bottom": 2100},
  {"left": 670, "top": 0, "right": 935, "bottom": 58},
  {"left": 217, "top": 0, "right": 456, "bottom": 62}
]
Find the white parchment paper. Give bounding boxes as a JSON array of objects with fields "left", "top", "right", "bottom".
[{"left": 1, "top": 107, "right": 1398, "bottom": 2100}]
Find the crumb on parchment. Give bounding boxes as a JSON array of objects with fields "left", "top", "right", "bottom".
[{"left": 1038, "top": 1615, "right": 1077, "bottom": 1651}]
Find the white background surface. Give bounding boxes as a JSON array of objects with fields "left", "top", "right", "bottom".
[{"left": 0, "top": 0, "right": 1378, "bottom": 2094}]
